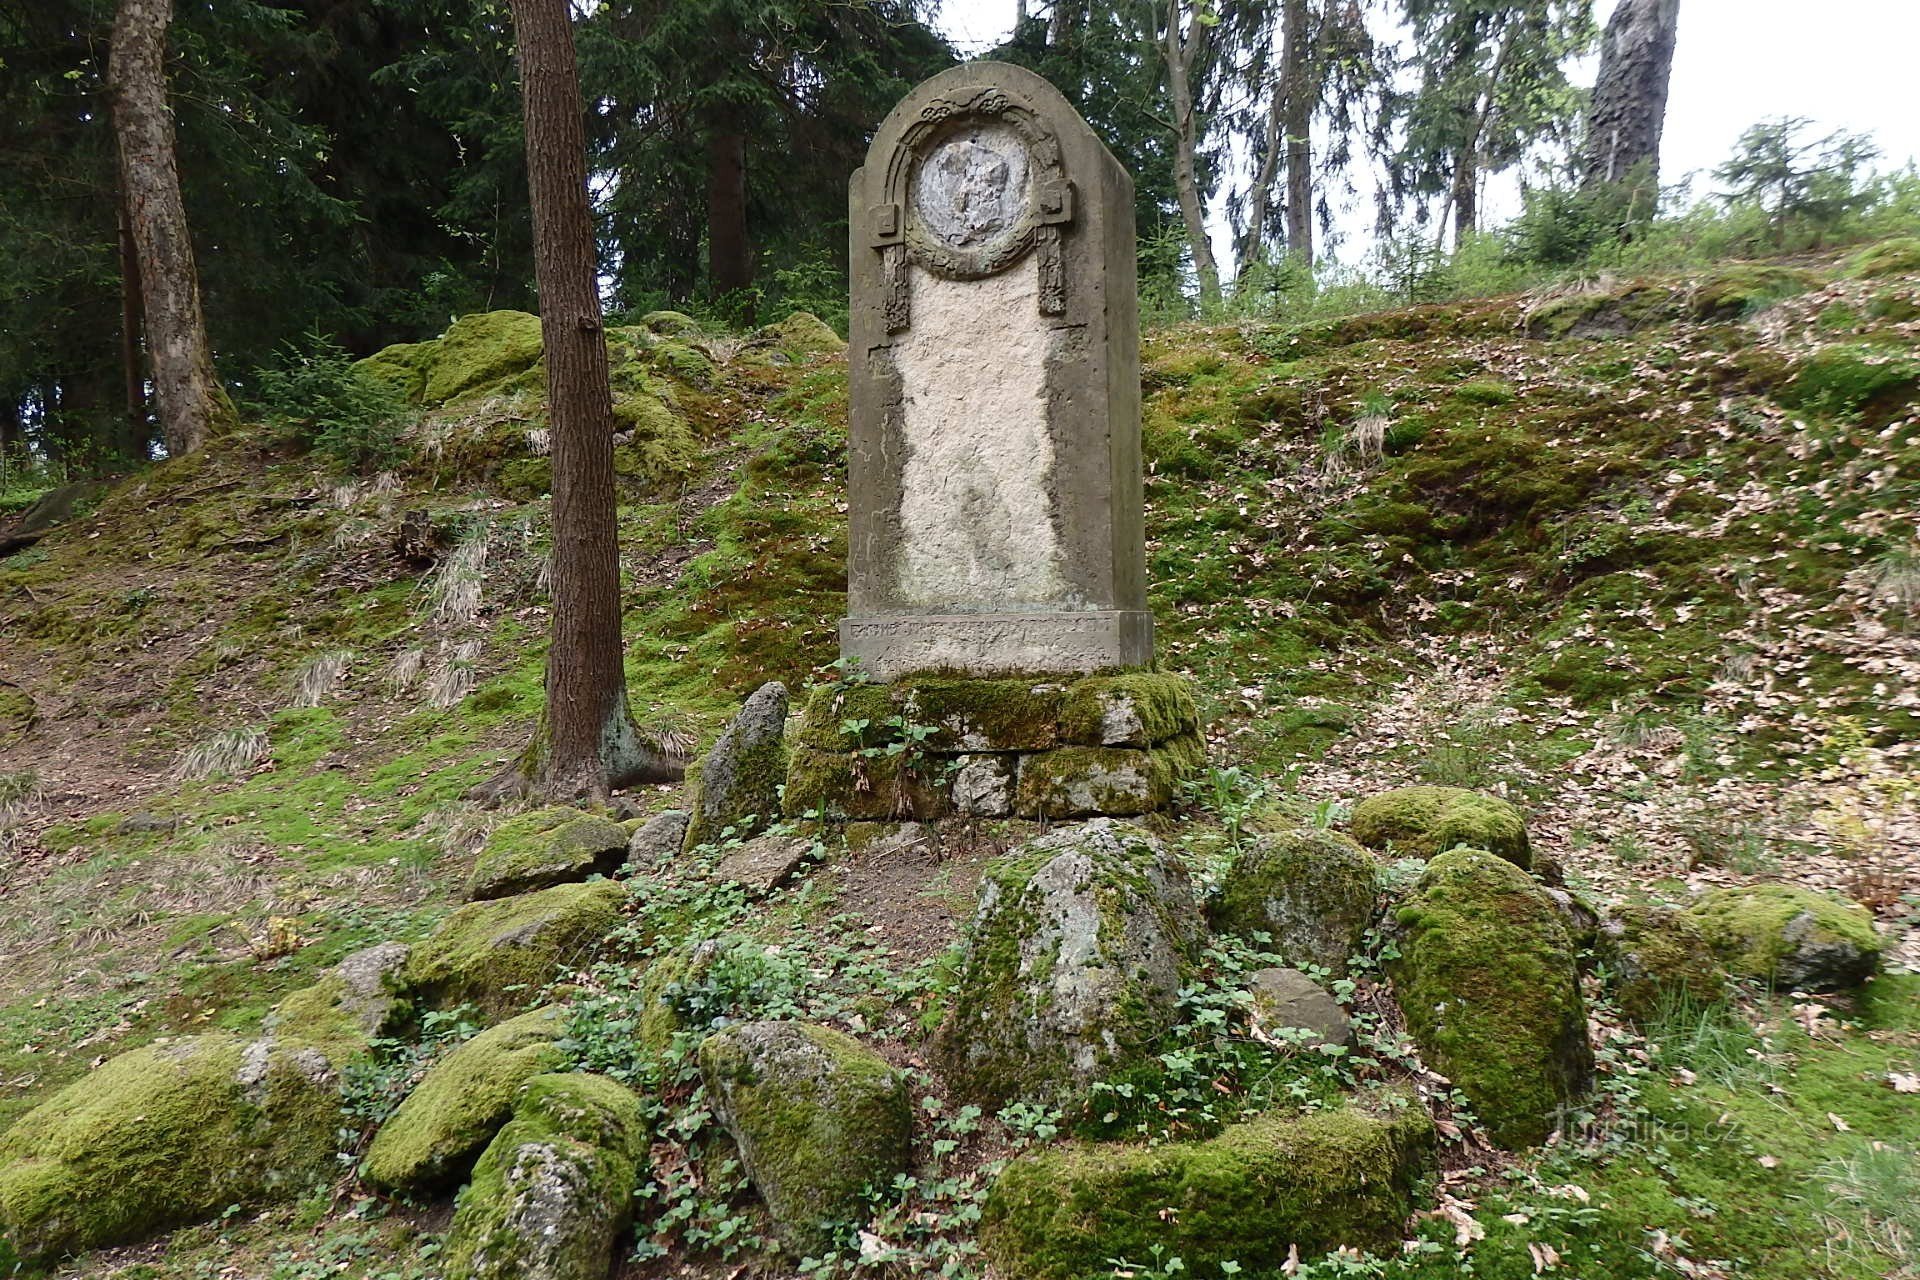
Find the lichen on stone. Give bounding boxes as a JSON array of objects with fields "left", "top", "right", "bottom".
[
  {"left": 1210, "top": 828, "right": 1377, "bottom": 975},
  {"left": 684, "top": 681, "right": 789, "bottom": 849},
  {"left": 1013, "top": 736, "right": 1203, "bottom": 819},
  {"left": 936, "top": 819, "right": 1204, "bottom": 1106},
  {"left": 1390, "top": 848, "right": 1591, "bottom": 1148},
  {"left": 1598, "top": 902, "right": 1726, "bottom": 1023},
  {"left": 1350, "top": 785, "right": 1531, "bottom": 869},
  {"left": 1057, "top": 672, "right": 1201, "bottom": 747},
  {"left": 441, "top": 1073, "right": 648, "bottom": 1280},
  {"left": 404, "top": 880, "right": 625, "bottom": 1019},
  {"left": 464, "top": 807, "right": 627, "bottom": 902},
  {"left": 1684, "top": 883, "right": 1882, "bottom": 991},
  {"left": 699, "top": 1021, "right": 912, "bottom": 1255}
]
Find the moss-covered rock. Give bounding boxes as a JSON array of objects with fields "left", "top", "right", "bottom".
[
  {"left": 1597, "top": 903, "right": 1726, "bottom": 1024},
  {"left": 464, "top": 807, "right": 627, "bottom": 901},
  {"left": 1778, "top": 345, "right": 1920, "bottom": 423},
  {"left": 753, "top": 311, "right": 844, "bottom": 359},
  {"left": 1687, "top": 263, "right": 1819, "bottom": 321},
  {"left": 442, "top": 1073, "right": 648, "bottom": 1280},
  {"left": 612, "top": 393, "right": 700, "bottom": 490},
  {"left": 1846, "top": 236, "right": 1920, "bottom": 279},
  {"left": 0, "top": 947, "right": 408, "bottom": 1261},
  {"left": 1058, "top": 672, "right": 1201, "bottom": 747},
  {"left": 980, "top": 1101, "right": 1435, "bottom": 1280},
  {"left": 1211, "top": 828, "right": 1377, "bottom": 975},
  {"left": 1522, "top": 281, "right": 1682, "bottom": 340},
  {"left": 782, "top": 747, "right": 954, "bottom": 821},
  {"left": 1013, "top": 736, "right": 1203, "bottom": 819},
  {"left": 362, "top": 1007, "right": 568, "bottom": 1193},
  {"left": 699, "top": 1021, "right": 912, "bottom": 1255},
  {"left": 354, "top": 340, "right": 440, "bottom": 403},
  {"left": 422, "top": 311, "right": 545, "bottom": 406},
  {"left": 404, "top": 881, "right": 625, "bottom": 1018},
  {"left": 1350, "top": 786, "right": 1530, "bottom": 869},
  {"left": 684, "top": 681, "right": 789, "bottom": 849},
  {"left": 1683, "top": 884, "right": 1882, "bottom": 990},
  {"left": 637, "top": 309, "right": 703, "bottom": 338},
  {"left": 1391, "top": 848, "right": 1591, "bottom": 1148},
  {"left": 936, "top": 820, "right": 1204, "bottom": 1105}
]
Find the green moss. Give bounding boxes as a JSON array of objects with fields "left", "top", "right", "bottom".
[
  {"left": 416, "top": 311, "right": 545, "bottom": 406},
  {"left": 0, "top": 1028, "right": 350, "bottom": 1261},
  {"left": 1844, "top": 236, "right": 1920, "bottom": 279},
  {"left": 1523, "top": 282, "right": 1681, "bottom": 339},
  {"left": 1598, "top": 904, "right": 1727, "bottom": 1025},
  {"left": 792, "top": 683, "right": 898, "bottom": 751},
  {"left": 754, "top": 311, "right": 844, "bottom": 358},
  {"left": 403, "top": 881, "right": 626, "bottom": 1018},
  {"left": 352, "top": 339, "right": 441, "bottom": 404},
  {"left": 612, "top": 393, "right": 700, "bottom": 490},
  {"left": 782, "top": 747, "right": 953, "bottom": 822},
  {"left": 1013, "top": 737, "right": 1202, "bottom": 819},
  {"left": 1866, "top": 288, "right": 1920, "bottom": 322},
  {"left": 1350, "top": 786, "right": 1531, "bottom": 869},
  {"left": 362, "top": 1007, "right": 568, "bottom": 1193},
  {"left": 492, "top": 456, "right": 550, "bottom": 500},
  {"left": 441, "top": 1072, "right": 646, "bottom": 1280},
  {"left": 1778, "top": 345, "right": 1919, "bottom": 422},
  {"left": 1453, "top": 380, "right": 1517, "bottom": 406},
  {"left": 1688, "top": 263, "right": 1819, "bottom": 320},
  {"left": 1683, "top": 884, "right": 1882, "bottom": 990},
  {"left": 937, "top": 822, "right": 1201, "bottom": 1106},
  {"left": 980, "top": 1101, "right": 1435, "bottom": 1280},
  {"left": 1211, "top": 828, "right": 1377, "bottom": 975},
  {"left": 1390, "top": 848, "right": 1591, "bottom": 1148},
  {"left": 900, "top": 676, "right": 1065, "bottom": 751},
  {"left": 699, "top": 1022, "right": 912, "bottom": 1255},
  {"left": 637, "top": 310, "right": 703, "bottom": 338},
  {"left": 463, "top": 806, "right": 626, "bottom": 901},
  {"left": 1058, "top": 672, "right": 1201, "bottom": 747}
]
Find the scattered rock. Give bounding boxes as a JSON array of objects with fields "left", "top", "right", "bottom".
[
  {"left": 981, "top": 1101, "right": 1434, "bottom": 1280},
  {"left": 1684, "top": 884, "right": 1882, "bottom": 991},
  {"left": 714, "top": 834, "right": 812, "bottom": 895},
  {"left": 1248, "top": 967, "right": 1353, "bottom": 1051},
  {"left": 1350, "top": 786, "right": 1531, "bottom": 869},
  {"left": 115, "top": 812, "right": 180, "bottom": 835},
  {"left": 443, "top": 1073, "right": 648, "bottom": 1280},
  {"left": 936, "top": 820, "right": 1204, "bottom": 1105},
  {"left": 1390, "top": 848, "right": 1591, "bottom": 1148},
  {"left": 626, "top": 809, "right": 688, "bottom": 868},
  {"left": 1211, "top": 828, "right": 1377, "bottom": 975},
  {"left": 363, "top": 1007, "right": 568, "bottom": 1193},
  {"left": 1543, "top": 886, "right": 1601, "bottom": 955},
  {"left": 1598, "top": 903, "right": 1726, "bottom": 1024},
  {"left": 464, "top": 807, "right": 627, "bottom": 901},
  {"left": 0, "top": 949, "right": 407, "bottom": 1261},
  {"left": 405, "top": 881, "right": 625, "bottom": 1019},
  {"left": 684, "top": 682, "right": 789, "bottom": 850},
  {"left": 700, "top": 1021, "right": 912, "bottom": 1255}
]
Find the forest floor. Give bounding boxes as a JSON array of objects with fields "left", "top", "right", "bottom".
[{"left": 1, "top": 238, "right": 1918, "bottom": 1278}]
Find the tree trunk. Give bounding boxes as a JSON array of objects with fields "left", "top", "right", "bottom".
[
  {"left": 116, "top": 184, "right": 148, "bottom": 459},
  {"left": 1582, "top": 0, "right": 1680, "bottom": 191},
  {"left": 1280, "top": 0, "right": 1314, "bottom": 269},
  {"left": 706, "top": 127, "right": 752, "bottom": 301},
  {"left": 1450, "top": 150, "right": 1477, "bottom": 247},
  {"left": 107, "top": 0, "right": 233, "bottom": 458},
  {"left": 0, "top": 398, "right": 20, "bottom": 458},
  {"left": 507, "top": 0, "right": 677, "bottom": 803},
  {"left": 1238, "top": 86, "right": 1284, "bottom": 278},
  {"left": 1163, "top": 0, "right": 1222, "bottom": 310}
]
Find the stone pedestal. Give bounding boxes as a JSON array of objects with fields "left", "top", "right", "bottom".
[{"left": 783, "top": 673, "right": 1203, "bottom": 822}]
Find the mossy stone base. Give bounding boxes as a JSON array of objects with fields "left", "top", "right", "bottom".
[
  {"left": 788, "top": 673, "right": 1202, "bottom": 821},
  {"left": 1598, "top": 903, "right": 1727, "bottom": 1024},
  {"left": 1684, "top": 884, "right": 1882, "bottom": 991},
  {"left": 1390, "top": 849, "right": 1591, "bottom": 1148},
  {"left": 699, "top": 1021, "right": 912, "bottom": 1255},
  {"left": 1351, "top": 786, "right": 1530, "bottom": 869},
  {"left": 980, "top": 1101, "right": 1435, "bottom": 1280},
  {"left": 684, "top": 681, "right": 789, "bottom": 850},
  {"left": 443, "top": 1073, "right": 648, "bottom": 1280},
  {"left": 465, "top": 807, "right": 627, "bottom": 902},
  {"left": 404, "top": 881, "right": 625, "bottom": 1019},
  {"left": 362, "top": 1007, "right": 568, "bottom": 1193}
]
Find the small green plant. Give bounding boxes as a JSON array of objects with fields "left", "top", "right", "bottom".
[
  {"left": 1183, "top": 766, "right": 1269, "bottom": 850},
  {"left": 251, "top": 329, "right": 415, "bottom": 474}
]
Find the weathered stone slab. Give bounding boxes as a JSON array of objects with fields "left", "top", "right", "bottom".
[{"left": 844, "top": 63, "right": 1147, "bottom": 679}]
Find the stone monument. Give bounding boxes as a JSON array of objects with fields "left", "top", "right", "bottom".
[{"left": 786, "top": 62, "right": 1201, "bottom": 823}]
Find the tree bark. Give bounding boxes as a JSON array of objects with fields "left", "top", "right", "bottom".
[
  {"left": 706, "top": 127, "right": 753, "bottom": 301},
  {"left": 116, "top": 183, "right": 148, "bottom": 458},
  {"left": 1582, "top": 0, "right": 1680, "bottom": 190},
  {"left": 1280, "top": 0, "right": 1314, "bottom": 268},
  {"left": 507, "top": 0, "right": 676, "bottom": 803},
  {"left": 1163, "top": 0, "right": 1222, "bottom": 310},
  {"left": 1238, "top": 85, "right": 1284, "bottom": 278},
  {"left": 107, "top": 0, "right": 232, "bottom": 458}
]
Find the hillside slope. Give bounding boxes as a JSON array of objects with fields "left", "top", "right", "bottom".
[{"left": 0, "top": 244, "right": 1917, "bottom": 1278}]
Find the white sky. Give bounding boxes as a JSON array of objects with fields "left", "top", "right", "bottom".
[{"left": 936, "top": 0, "right": 1920, "bottom": 263}]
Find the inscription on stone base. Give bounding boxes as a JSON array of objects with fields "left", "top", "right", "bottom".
[{"left": 841, "top": 611, "right": 1152, "bottom": 680}]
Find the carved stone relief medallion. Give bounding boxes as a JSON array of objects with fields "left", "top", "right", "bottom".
[{"left": 912, "top": 123, "right": 1031, "bottom": 254}]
